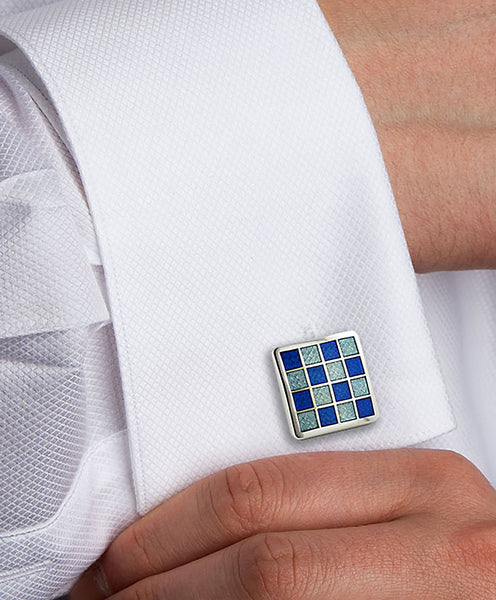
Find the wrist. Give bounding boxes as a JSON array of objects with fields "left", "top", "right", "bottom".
[{"left": 317, "top": 0, "right": 496, "bottom": 272}]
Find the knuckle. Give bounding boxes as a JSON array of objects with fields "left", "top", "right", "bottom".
[
  {"left": 437, "top": 450, "right": 475, "bottom": 476},
  {"left": 236, "top": 533, "right": 302, "bottom": 600},
  {"left": 127, "top": 519, "right": 163, "bottom": 575},
  {"left": 413, "top": 450, "right": 492, "bottom": 510},
  {"left": 207, "top": 461, "right": 284, "bottom": 537},
  {"left": 442, "top": 523, "right": 496, "bottom": 597},
  {"left": 435, "top": 451, "right": 493, "bottom": 504},
  {"left": 418, "top": 449, "right": 470, "bottom": 481},
  {"left": 450, "top": 523, "right": 496, "bottom": 568}
]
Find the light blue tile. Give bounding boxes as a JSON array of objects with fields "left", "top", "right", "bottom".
[
  {"left": 312, "top": 385, "right": 332, "bottom": 406},
  {"left": 351, "top": 376, "right": 369, "bottom": 397},
  {"left": 326, "top": 360, "right": 346, "bottom": 381},
  {"left": 287, "top": 369, "right": 308, "bottom": 391},
  {"left": 301, "top": 345, "right": 321, "bottom": 365},
  {"left": 339, "top": 336, "right": 358, "bottom": 357},
  {"left": 337, "top": 402, "right": 357, "bottom": 422},
  {"left": 298, "top": 410, "right": 319, "bottom": 432}
]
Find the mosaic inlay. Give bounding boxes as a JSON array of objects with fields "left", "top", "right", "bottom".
[{"left": 273, "top": 331, "right": 378, "bottom": 439}]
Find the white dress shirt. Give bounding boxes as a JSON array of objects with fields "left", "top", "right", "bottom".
[
  {"left": 0, "top": 49, "right": 136, "bottom": 599},
  {"left": 0, "top": 1, "right": 495, "bottom": 598}
]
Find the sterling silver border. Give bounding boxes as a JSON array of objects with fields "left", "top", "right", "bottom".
[{"left": 273, "top": 331, "right": 379, "bottom": 440}]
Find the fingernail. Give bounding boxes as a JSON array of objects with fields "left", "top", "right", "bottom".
[{"left": 70, "top": 561, "right": 112, "bottom": 600}]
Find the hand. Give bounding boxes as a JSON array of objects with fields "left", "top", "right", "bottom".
[
  {"left": 318, "top": 0, "right": 496, "bottom": 272},
  {"left": 70, "top": 450, "right": 496, "bottom": 599}
]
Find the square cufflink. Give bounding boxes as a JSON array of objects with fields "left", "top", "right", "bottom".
[{"left": 273, "top": 331, "right": 378, "bottom": 439}]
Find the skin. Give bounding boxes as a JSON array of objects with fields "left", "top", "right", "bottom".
[
  {"left": 320, "top": 0, "right": 496, "bottom": 272},
  {"left": 71, "top": 450, "right": 496, "bottom": 599},
  {"left": 70, "top": 1, "right": 496, "bottom": 597}
]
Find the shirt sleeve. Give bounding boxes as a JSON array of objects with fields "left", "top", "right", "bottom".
[{"left": 0, "top": 53, "right": 136, "bottom": 600}]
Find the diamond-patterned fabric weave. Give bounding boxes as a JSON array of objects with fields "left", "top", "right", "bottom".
[
  {"left": 0, "top": 47, "right": 136, "bottom": 600},
  {"left": 0, "top": 0, "right": 456, "bottom": 510}
]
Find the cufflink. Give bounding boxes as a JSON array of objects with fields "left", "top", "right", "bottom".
[{"left": 273, "top": 331, "right": 378, "bottom": 439}]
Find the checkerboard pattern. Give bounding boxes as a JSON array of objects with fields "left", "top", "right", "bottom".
[{"left": 273, "top": 332, "right": 378, "bottom": 439}]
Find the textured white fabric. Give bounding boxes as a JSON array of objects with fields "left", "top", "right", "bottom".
[
  {"left": 0, "top": 0, "right": 456, "bottom": 511},
  {"left": 0, "top": 1, "right": 495, "bottom": 599},
  {"left": 417, "top": 271, "right": 496, "bottom": 473},
  {"left": 0, "top": 47, "right": 136, "bottom": 599},
  {"left": 0, "top": 0, "right": 59, "bottom": 18}
]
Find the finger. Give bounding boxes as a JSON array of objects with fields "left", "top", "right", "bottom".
[
  {"left": 71, "top": 449, "right": 481, "bottom": 598},
  {"left": 108, "top": 517, "right": 451, "bottom": 600}
]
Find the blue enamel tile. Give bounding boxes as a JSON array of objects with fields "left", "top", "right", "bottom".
[
  {"left": 312, "top": 385, "right": 332, "bottom": 406},
  {"left": 337, "top": 402, "right": 357, "bottom": 422},
  {"left": 280, "top": 349, "right": 302, "bottom": 371},
  {"left": 318, "top": 405, "right": 338, "bottom": 427},
  {"left": 298, "top": 410, "right": 319, "bottom": 432},
  {"left": 287, "top": 369, "right": 308, "bottom": 391},
  {"left": 320, "top": 340, "right": 340, "bottom": 361},
  {"left": 356, "top": 397, "right": 374, "bottom": 418},
  {"left": 351, "top": 376, "right": 369, "bottom": 397},
  {"left": 339, "top": 336, "right": 358, "bottom": 357},
  {"left": 332, "top": 380, "right": 352, "bottom": 402},
  {"left": 301, "top": 345, "right": 321, "bottom": 366},
  {"left": 307, "top": 365, "right": 327, "bottom": 386},
  {"left": 326, "top": 360, "right": 346, "bottom": 381},
  {"left": 345, "top": 356, "right": 364, "bottom": 377},
  {"left": 292, "top": 389, "right": 313, "bottom": 411}
]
